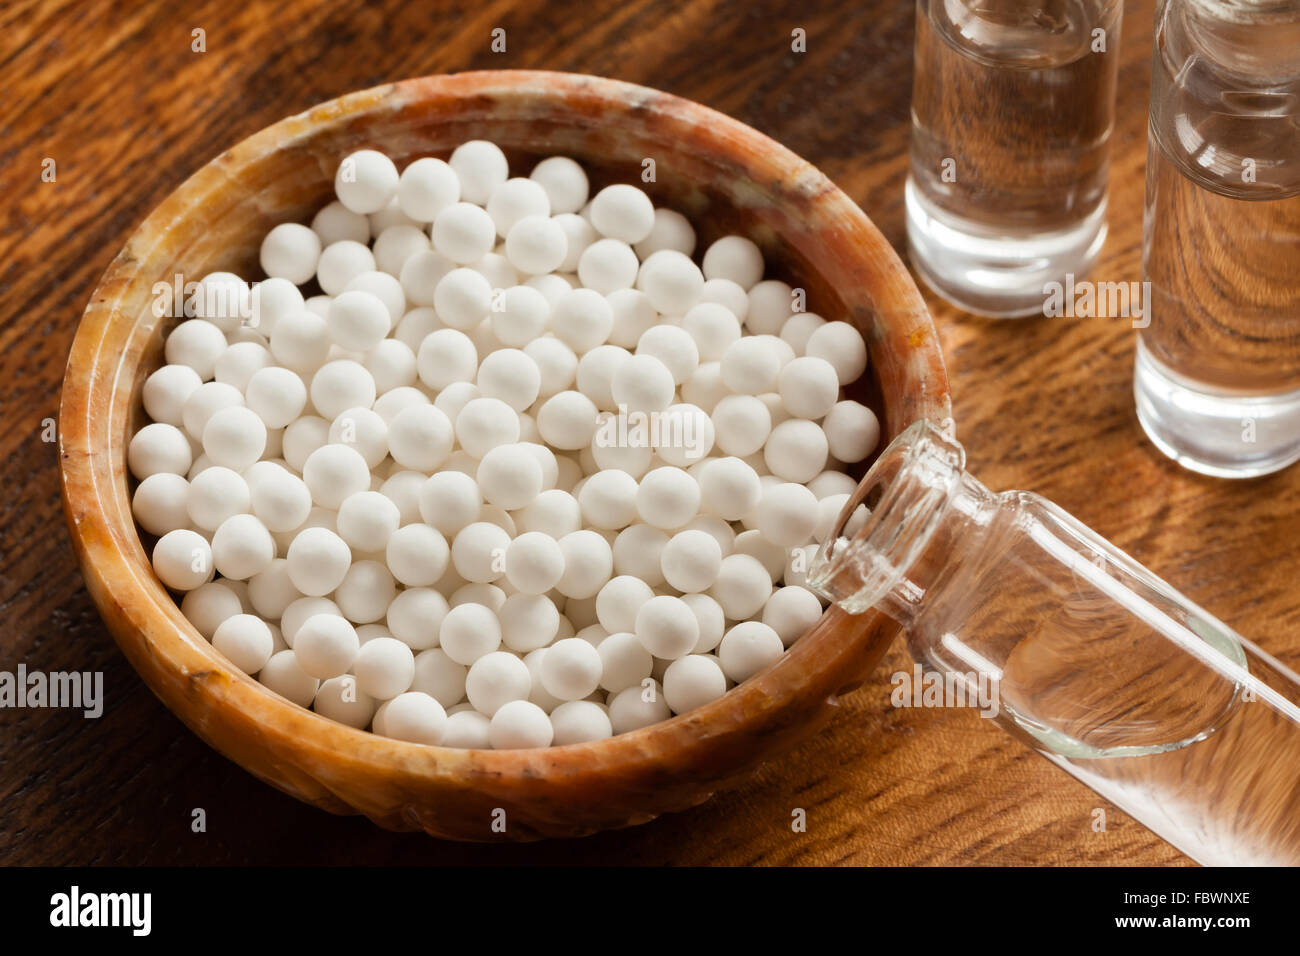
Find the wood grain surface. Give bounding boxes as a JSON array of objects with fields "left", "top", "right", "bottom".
[{"left": 3, "top": 0, "right": 1294, "bottom": 866}]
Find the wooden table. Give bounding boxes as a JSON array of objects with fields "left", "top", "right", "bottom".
[{"left": 4, "top": 0, "right": 1292, "bottom": 866}]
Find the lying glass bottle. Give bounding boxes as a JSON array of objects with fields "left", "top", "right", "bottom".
[{"left": 808, "top": 419, "right": 1300, "bottom": 865}]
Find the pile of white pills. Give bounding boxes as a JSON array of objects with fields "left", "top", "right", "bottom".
[{"left": 130, "top": 142, "right": 880, "bottom": 750}]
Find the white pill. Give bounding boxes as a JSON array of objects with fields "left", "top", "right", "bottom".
[
  {"left": 278, "top": 416, "right": 327, "bottom": 473},
  {"left": 269, "top": 310, "right": 331, "bottom": 374},
  {"left": 244, "top": 560, "right": 300, "bottom": 623},
  {"left": 380, "top": 691, "right": 447, "bottom": 745},
  {"left": 589, "top": 184, "right": 655, "bottom": 244},
  {"left": 259, "top": 649, "right": 319, "bottom": 707},
  {"left": 497, "top": 532, "right": 559, "bottom": 595},
  {"left": 808, "top": 469, "right": 860, "bottom": 500},
  {"left": 213, "top": 342, "right": 272, "bottom": 393},
  {"left": 433, "top": 266, "right": 492, "bottom": 328},
  {"left": 636, "top": 326, "right": 699, "bottom": 387},
  {"left": 475, "top": 348, "right": 541, "bottom": 412},
  {"left": 280, "top": 596, "right": 339, "bottom": 647},
  {"left": 681, "top": 301, "right": 742, "bottom": 362},
  {"left": 732, "top": 528, "right": 785, "bottom": 582},
  {"left": 398, "top": 250, "right": 455, "bottom": 308},
  {"left": 719, "top": 336, "right": 781, "bottom": 395},
  {"left": 515, "top": 490, "right": 579, "bottom": 540},
  {"left": 696, "top": 456, "right": 762, "bottom": 522},
  {"left": 764, "top": 419, "right": 830, "bottom": 483},
  {"left": 334, "top": 560, "right": 396, "bottom": 623},
  {"left": 608, "top": 682, "right": 671, "bottom": 734},
  {"left": 311, "top": 199, "right": 370, "bottom": 246},
  {"left": 334, "top": 490, "right": 399, "bottom": 553},
  {"left": 436, "top": 602, "right": 501, "bottom": 667},
  {"left": 660, "top": 529, "right": 723, "bottom": 593},
  {"left": 259, "top": 222, "right": 321, "bottom": 285},
  {"left": 609, "top": 353, "right": 674, "bottom": 415},
  {"left": 152, "top": 529, "right": 212, "bottom": 590},
  {"left": 386, "top": 587, "right": 450, "bottom": 650},
  {"left": 411, "top": 648, "right": 468, "bottom": 707},
  {"left": 710, "top": 396, "right": 770, "bottom": 459},
  {"left": 398, "top": 157, "right": 460, "bottom": 222},
  {"left": 779, "top": 310, "right": 826, "bottom": 354},
  {"left": 382, "top": 523, "right": 448, "bottom": 588},
  {"left": 129, "top": 422, "right": 193, "bottom": 479},
  {"left": 550, "top": 287, "right": 613, "bottom": 353},
  {"left": 708, "top": 553, "right": 772, "bottom": 620},
  {"left": 639, "top": 250, "right": 704, "bottom": 315},
  {"left": 313, "top": 676, "right": 376, "bottom": 728},
  {"left": 823, "top": 400, "right": 881, "bottom": 463},
  {"left": 285, "top": 526, "right": 350, "bottom": 596},
  {"left": 432, "top": 202, "right": 497, "bottom": 264},
  {"left": 417, "top": 327, "right": 478, "bottom": 390},
  {"left": 611, "top": 524, "right": 669, "bottom": 588},
  {"left": 536, "top": 390, "right": 599, "bottom": 451},
  {"left": 441, "top": 709, "right": 491, "bottom": 747},
  {"left": 455, "top": 397, "right": 520, "bottom": 458},
  {"left": 497, "top": 593, "right": 559, "bottom": 654},
  {"left": 529, "top": 156, "right": 588, "bottom": 214},
  {"left": 555, "top": 529, "right": 613, "bottom": 599},
  {"left": 210, "top": 513, "right": 273, "bottom": 581},
  {"left": 476, "top": 443, "right": 542, "bottom": 512},
  {"left": 487, "top": 177, "right": 551, "bottom": 237},
  {"left": 191, "top": 272, "right": 251, "bottom": 333},
  {"left": 596, "top": 575, "right": 655, "bottom": 634},
  {"left": 778, "top": 356, "right": 839, "bottom": 419},
  {"left": 465, "top": 651, "right": 533, "bottom": 717},
  {"left": 133, "top": 472, "right": 191, "bottom": 536},
  {"left": 663, "top": 654, "right": 727, "bottom": 714},
  {"left": 450, "top": 521, "right": 511, "bottom": 584},
  {"left": 202, "top": 407, "right": 266, "bottom": 472},
  {"left": 635, "top": 466, "right": 700, "bottom": 530},
  {"left": 634, "top": 207, "right": 696, "bottom": 258},
  {"left": 682, "top": 592, "right": 727, "bottom": 653},
  {"left": 249, "top": 277, "right": 305, "bottom": 338},
  {"left": 634, "top": 595, "right": 699, "bottom": 660},
  {"left": 805, "top": 320, "right": 868, "bottom": 386},
  {"left": 746, "top": 279, "right": 795, "bottom": 334},
  {"left": 755, "top": 481, "right": 819, "bottom": 547},
  {"left": 489, "top": 699, "right": 553, "bottom": 749},
  {"left": 180, "top": 382, "right": 244, "bottom": 435},
  {"left": 384, "top": 404, "right": 452, "bottom": 473},
  {"left": 142, "top": 364, "right": 202, "bottom": 426},
  {"left": 593, "top": 631, "right": 650, "bottom": 694},
  {"left": 577, "top": 238, "right": 640, "bottom": 294},
  {"left": 654, "top": 403, "right": 715, "bottom": 467},
  {"left": 539, "top": 638, "right": 602, "bottom": 701},
  {"left": 698, "top": 277, "right": 750, "bottom": 323},
  {"left": 719, "top": 620, "right": 784, "bottom": 682},
  {"left": 549, "top": 700, "right": 612, "bottom": 745},
  {"left": 302, "top": 443, "right": 370, "bottom": 509},
  {"left": 247, "top": 466, "right": 310, "bottom": 533},
  {"left": 294, "top": 613, "right": 359, "bottom": 679},
  {"left": 449, "top": 140, "right": 509, "bottom": 205},
  {"left": 576, "top": 469, "right": 637, "bottom": 530},
  {"left": 210, "top": 613, "right": 275, "bottom": 674},
  {"left": 165, "top": 320, "right": 227, "bottom": 380},
  {"left": 702, "top": 235, "right": 765, "bottom": 290},
  {"left": 489, "top": 285, "right": 550, "bottom": 347},
  {"left": 325, "top": 289, "right": 390, "bottom": 352},
  {"left": 317, "top": 239, "right": 376, "bottom": 296},
  {"left": 416, "top": 471, "right": 482, "bottom": 537},
  {"left": 370, "top": 225, "right": 430, "bottom": 279},
  {"left": 334, "top": 149, "right": 399, "bottom": 215},
  {"left": 763, "top": 586, "right": 824, "bottom": 648},
  {"left": 242, "top": 366, "right": 305, "bottom": 429}
]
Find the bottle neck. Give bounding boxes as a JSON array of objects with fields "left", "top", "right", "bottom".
[{"left": 809, "top": 420, "right": 998, "bottom": 628}]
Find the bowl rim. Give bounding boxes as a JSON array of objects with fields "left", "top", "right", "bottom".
[{"left": 59, "top": 69, "right": 951, "bottom": 818}]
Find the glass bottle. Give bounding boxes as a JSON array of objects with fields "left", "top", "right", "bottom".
[
  {"left": 1135, "top": 0, "right": 1300, "bottom": 477},
  {"left": 905, "top": 0, "right": 1122, "bottom": 317},
  {"left": 809, "top": 419, "right": 1300, "bottom": 865}
]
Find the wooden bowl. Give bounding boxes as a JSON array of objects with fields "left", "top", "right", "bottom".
[{"left": 59, "top": 71, "right": 951, "bottom": 841}]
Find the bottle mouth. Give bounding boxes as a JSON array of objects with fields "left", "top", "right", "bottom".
[{"left": 808, "top": 419, "right": 964, "bottom": 615}]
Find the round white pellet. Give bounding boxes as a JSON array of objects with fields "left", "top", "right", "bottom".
[
  {"left": 142, "top": 365, "right": 202, "bottom": 426},
  {"left": 633, "top": 207, "right": 696, "bottom": 259},
  {"left": 503, "top": 532, "right": 564, "bottom": 595},
  {"left": 549, "top": 700, "right": 612, "bottom": 745},
  {"left": 702, "top": 235, "right": 765, "bottom": 290},
  {"left": 180, "top": 581, "right": 242, "bottom": 641},
  {"left": 805, "top": 321, "right": 868, "bottom": 386},
  {"left": 577, "top": 468, "right": 638, "bottom": 530},
  {"left": 442, "top": 709, "right": 491, "bottom": 747},
  {"left": 577, "top": 238, "right": 640, "bottom": 295},
  {"left": 777, "top": 356, "right": 839, "bottom": 419},
  {"left": 555, "top": 529, "right": 613, "bottom": 599},
  {"left": 417, "top": 471, "right": 482, "bottom": 537},
  {"left": 152, "top": 529, "right": 212, "bottom": 590},
  {"left": 192, "top": 272, "right": 251, "bottom": 333},
  {"left": 335, "top": 490, "right": 400, "bottom": 552},
  {"left": 291, "top": 613, "right": 359, "bottom": 680},
  {"left": 449, "top": 140, "right": 508, "bottom": 205},
  {"left": 333, "top": 560, "right": 397, "bottom": 623},
  {"left": 487, "top": 177, "right": 551, "bottom": 237},
  {"left": 589, "top": 184, "right": 655, "bottom": 244},
  {"left": 696, "top": 456, "right": 762, "bottom": 522},
  {"left": 663, "top": 654, "right": 727, "bottom": 715},
  {"left": 489, "top": 699, "right": 553, "bottom": 749},
  {"left": 411, "top": 648, "right": 468, "bottom": 707},
  {"left": 654, "top": 403, "right": 715, "bottom": 467},
  {"left": 312, "top": 200, "right": 370, "bottom": 246},
  {"left": 639, "top": 250, "right": 704, "bottom": 315},
  {"left": 259, "top": 222, "right": 321, "bottom": 285},
  {"left": 372, "top": 224, "right": 431, "bottom": 276},
  {"left": 660, "top": 529, "right": 723, "bottom": 593},
  {"left": 269, "top": 310, "right": 331, "bottom": 374},
  {"left": 334, "top": 149, "right": 399, "bottom": 215},
  {"left": 399, "top": 251, "right": 455, "bottom": 307},
  {"left": 719, "top": 336, "right": 782, "bottom": 395},
  {"left": 387, "top": 403, "right": 454, "bottom": 473},
  {"left": 634, "top": 595, "right": 699, "bottom": 660},
  {"left": 259, "top": 649, "right": 319, "bottom": 707},
  {"left": 281, "top": 416, "right": 329, "bottom": 473},
  {"left": 681, "top": 301, "right": 742, "bottom": 362},
  {"left": 302, "top": 443, "right": 371, "bottom": 509},
  {"left": 316, "top": 239, "right": 376, "bottom": 296},
  {"left": 398, "top": 157, "right": 460, "bottom": 222},
  {"left": 763, "top": 586, "right": 824, "bottom": 648},
  {"left": 595, "top": 631, "right": 651, "bottom": 694},
  {"left": 325, "top": 289, "right": 390, "bottom": 352},
  {"left": 242, "top": 366, "right": 305, "bottom": 429},
  {"left": 465, "top": 651, "right": 533, "bottom": 716},
  {"left": 636, "top": 325, "right": 699, "bottom": 386},
  {"left": 387, "top": 587, "right": 450, "bottom": 650},
  {"left": 280, "top": 596, "right": 340, "bottom": 648},
  {"left": 285, "top": 526, "right": 350, "bottom": 596},
  {"left": 608, "top": 682, "right": 671, "bottom": 734},
  {"left": 249, "top": 467, "right": 312, "bottom": 533},
  {"left": 764, "top": 419, "right": 830, "bottom": 484},
  {"left": 746, "top": 279, "right": 795, "bottom": 334},
  {"left": 604, "top": 291, "right": 653, "bottom": 352},
  {"left": 550, "top": 288, "right": 613, "bottom": 353},
  {"left": 210, "top": 613, "right": 274, "bottom": 674},
  {"left": 635, "top": 466, "right": 700, "bottom": 530},
  {"left": 595, "top": 575, "right": 655, "bottom": 634},
  {"left": 680, "top": 592, "right": 725, "bottom": 654},
  {"left": 732, "top": 528, "right": 785, "bottom": 582},
  {"left": 417, "top": 327, "right": 478, "bottom": 390},
  {"left": 779, "top": 310, "right": 826, "bottom": 354},
  {"left": 165, "top": 320, "right": 227, "bottom": 381},
  {"left": 755, "top": 481, "right": 819, "bottom": 547},
  {"left": 490, "top": 285, "right": 551, "bottom": 347},
  {"left": 385, "top": 523, "right": 450, "bottom": 588},
  {"left": 710, "top": 394, "right": 771, "bottom": 458},
  {"left": 539, "top": 638, "right": 602, "bottom": 701},
  {"left": 610, "top": 353, "right": 675, "bottom": 414},
  {"left": 698, "top": 277, "right": 750, "bottom": 322},
  {"left": 719, "top": 621, "right": 784, "bottom": 683},
  {"left": 133, "top": 472, "right": 191, "bottom": 537},
  {"left": 432, "top": 202, "right": 497, "bottom": 264},
  {"left": 499, "top": 593, "right": 560, "bottom": 653},
  {"left": 529, "top": 156, "right": 589, "bottom": 215},
  {"left": 183, "top": 466, "right": 247, "bottom": 532},
  {"left": 128, "top": 422, "right": 193, "bottom": 479},
  {"left": 610, "top": 523, "right": 668, "bottom": 588},
  {"left": 709, "top": 553, "right": 772, "bottom": 620},
  {"left": 477, "top": 443, "right": 543, "bottom": 512},
  {"left": 516, "top": 489, "right": 581, "bottom": 539},
  {"left": 213, "top": 342, "right": 272, "bottom": 393},
  {"left": 313, "top": 676, "right": 376, "bottom": 729},
  {"left": 536, "top": 390, "right": 599, "bottom": 451},
  {"left": 433, "top": 267, "right": 492, "bottom": 329},
  {"left": 380, "top": 691, "right": 447, "bottom": 745},
  {"left": 202, "top": 407, "right": 266, "bottom": 472},
  {"left": 455, "top": 397, "right": 520, "bottom": 459},
  {"left": 450, "top": 521, "right": 511, "bottom": 584},
  {"left": 476, "top": 348, "right": 541, "bottom": 412},
  {"left": 823, "top": 400, "right": 881, "bottom": 463}
]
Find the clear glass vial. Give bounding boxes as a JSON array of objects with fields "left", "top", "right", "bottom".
[
  {"left": 905, "top": 0, "right": 1121, "bottom": 317},
  {"left": 810, "top": 420, "right": 1300, "bottom": 865},
  {"left": 1135, "top": 0, "right": 1300, "bottom": 478}
]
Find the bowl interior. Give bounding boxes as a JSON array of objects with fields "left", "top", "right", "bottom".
[{"left": 61, "top": 71, "right": 950, "bottom": 839}]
